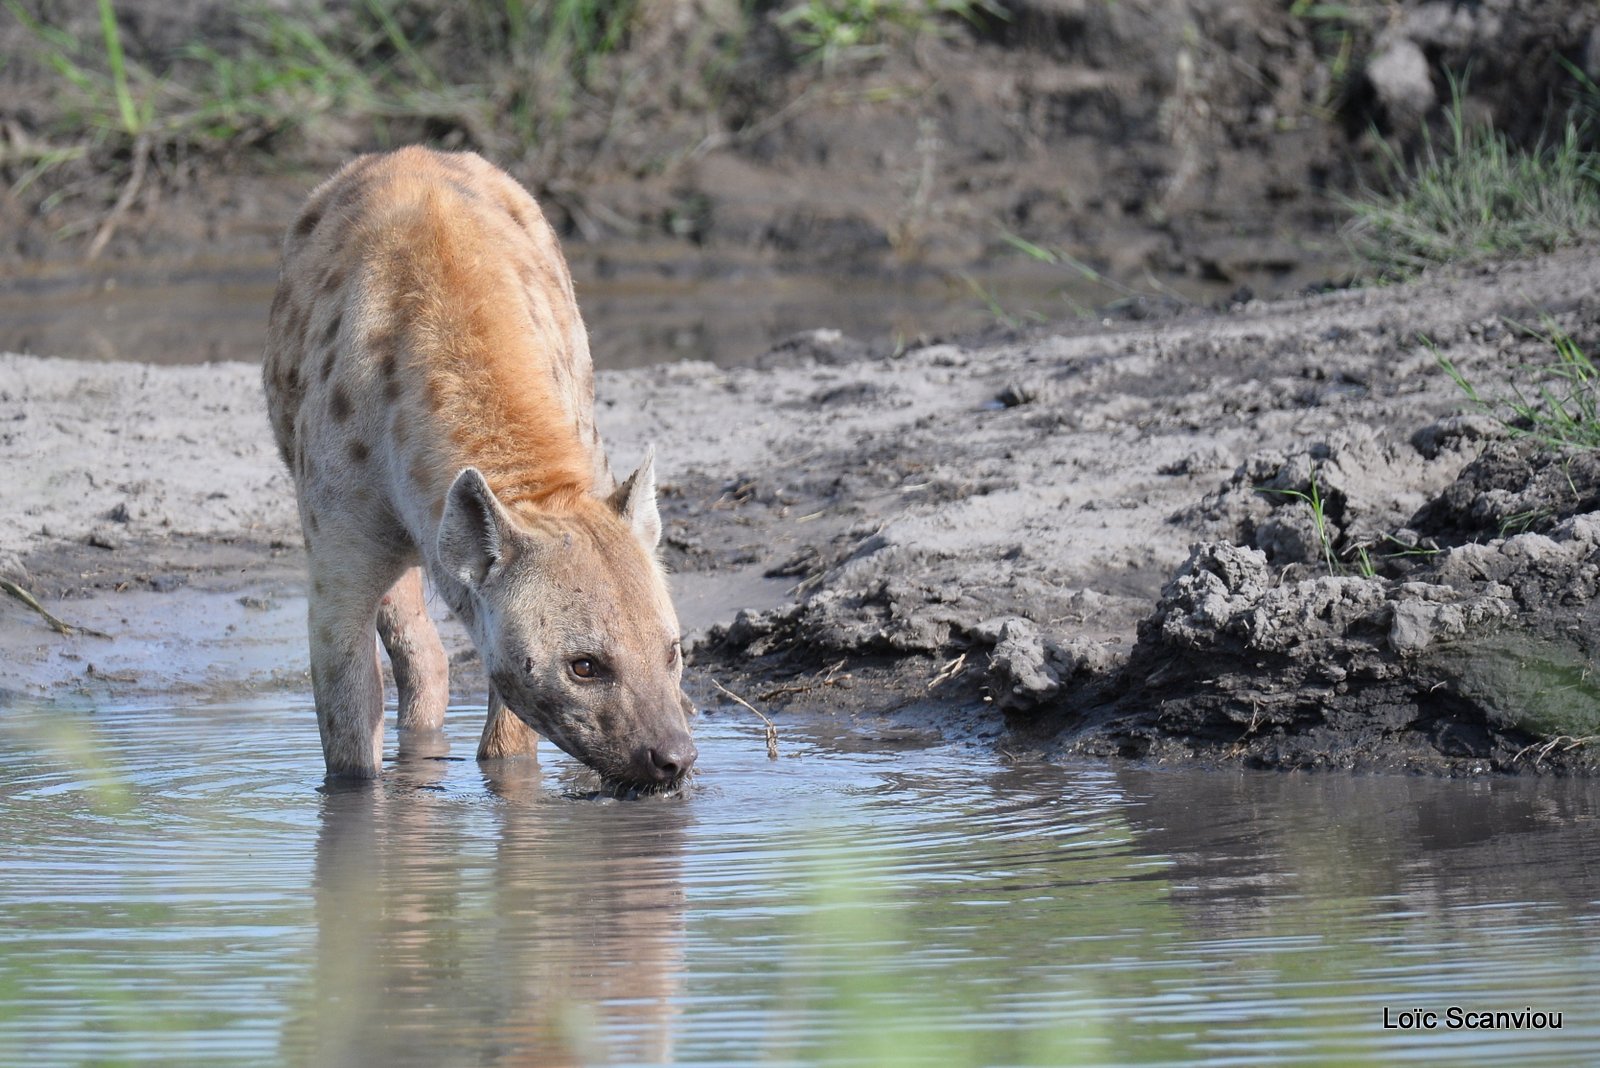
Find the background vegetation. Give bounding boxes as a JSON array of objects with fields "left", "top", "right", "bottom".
[
  {"left": 1345, "top": 79, "right": 1600, "bottom": 278},
  {"left": 0, "top": 1, "right": 1597, "bottom": 286}
]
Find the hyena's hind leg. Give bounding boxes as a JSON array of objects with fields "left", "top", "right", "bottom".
[
  {"left": 376, "top": 567, "right": 449, "bottom": 733},
  {"left": 478, "top": 686, "right": 539, "bottom": 760}
]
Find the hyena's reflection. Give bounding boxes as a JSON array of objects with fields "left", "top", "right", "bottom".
[{"left": 283, "top": 742, "right": 688, "bottom": 1065}]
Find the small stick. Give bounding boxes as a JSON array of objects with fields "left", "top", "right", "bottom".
[
  {"left": 0, "top": 578, "right": 109, "bottom": 638},
  {"left": 712, "top": 677, "right": 779, "bottom": 760},
  {"left": 927, "top": 651, "right": 967, "bottom": 691},
  {"left": 86, "top": 131, "right": 151, "bottom": 262},
  {"left": 1513, "top": 734, "right": 1596, "bottom": 765},
  {"left": 760, "top": 659, "right": 855, "bottom": 701}
]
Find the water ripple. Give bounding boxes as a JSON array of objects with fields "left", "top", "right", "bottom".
[{"left": 1, "top": 698, "right": 1597, "bottom": 1065}]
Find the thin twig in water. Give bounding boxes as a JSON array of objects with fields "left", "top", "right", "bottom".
[
  {"left": 712, "top": 678, "right": 779, "bottom": 760},
  {"left": 1, "top": 578, "right": 110, "bottom": 638}
]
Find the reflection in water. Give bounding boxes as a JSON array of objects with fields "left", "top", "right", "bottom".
[
  {"left": 0, "top": 252, "right": 1232, "bottom": 369},
  {"left": 285, "top": 738, "right": 688, "bottom": 1066},
  {"left": 1118, "top": 768, "right": 1600, "bottom": 918},
  {"left": 0, "top": 698, "right": 1597, "bottom": 1065}
]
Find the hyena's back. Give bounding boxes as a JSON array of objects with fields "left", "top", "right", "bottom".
[{"left": 263, "top": 146, "right": 611, "bottom": 550}]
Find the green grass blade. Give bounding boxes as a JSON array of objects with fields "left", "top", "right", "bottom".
[
  {"left": 96, "top": 0, "right": 140, "bottom": 135},
  {"left": 1000, "top": 231, "right": 1059, "bottom": 264}
]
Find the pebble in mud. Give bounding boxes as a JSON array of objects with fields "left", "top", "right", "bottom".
[{"left": 84, "top": 526, "right": 122, "bottom": 551}]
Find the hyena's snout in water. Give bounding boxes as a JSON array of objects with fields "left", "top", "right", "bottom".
[{"left": 632, "top": 696, "right": 699, "bottom": 784}]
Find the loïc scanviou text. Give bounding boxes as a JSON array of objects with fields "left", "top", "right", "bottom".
[{"left": 1382, "top": 1006, "right": 1563, "bottom": 1030}]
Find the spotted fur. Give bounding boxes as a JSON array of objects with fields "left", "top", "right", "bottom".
[{"left": 263, "top": 147, "right": 696, "bottom": 785}]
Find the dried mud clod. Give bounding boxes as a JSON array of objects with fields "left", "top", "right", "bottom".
[
  {"left": 968, "top": 615, "right": 1118, "bottom": 712},
  {"left": 697, "top": 413, "right": 1600, "bottom": 775},
  {"left": 1410, "top": 440, "right": 1600, "bottom": 546},
  {"left": 1074, "top": 415, "right": 1600, "bottom": 774},
  {"left": 1174, "top": 423, "right": 1486, "bottom": 574},
  {"left": 1067, "top": 499, "right": 1600, "bottom": 775},
  {"left": 1085, "top": 542, "right": 1519, "bottom": 769}
]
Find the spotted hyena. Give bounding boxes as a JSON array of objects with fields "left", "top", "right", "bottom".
[{"left": 262, "top": 147, "right": 697, "bottom": 788}]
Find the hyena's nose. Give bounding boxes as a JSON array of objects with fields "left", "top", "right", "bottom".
[{"left": 637, "top": 733, "right": 697, "bottom": 783}]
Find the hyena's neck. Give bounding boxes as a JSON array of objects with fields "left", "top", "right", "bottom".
[
  {"left": 464, "top": 428, "right": 601, "bottom": 508},
  {"left": 420, "top": 355, "right": 598, "bottom": 521},
  {"left": 373, "top": 191, "right": 601, "bottom": 518},
  {"left": 470, "top": 450, "right": 594, "bottom": 514},
  {"left": 501, "top": 492, "right": 617, "bottom": 543}
]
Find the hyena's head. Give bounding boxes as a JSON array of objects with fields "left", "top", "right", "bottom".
[{"left": 436, "top": 452, "right": 697, "bottom": 790}]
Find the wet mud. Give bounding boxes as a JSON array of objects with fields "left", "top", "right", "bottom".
[{"left": 5, "top": 246, "right": 1600, "bottom": 774}]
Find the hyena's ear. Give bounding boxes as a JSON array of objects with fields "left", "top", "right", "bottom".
[
  {"left": 438, "top": 468, "right": 516, "bottom": 587},
  {"left": 608, "top": 446, "right": 661, "bottom": 549}
]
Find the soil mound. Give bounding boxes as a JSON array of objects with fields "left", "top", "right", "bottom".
[{"left": 689, "top": 246, "right": 1600, "bottom": 774}]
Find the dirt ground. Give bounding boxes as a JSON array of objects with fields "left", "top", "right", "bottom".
[{"left": 5, "top": 243, "right": 1600, "bottom": 774}]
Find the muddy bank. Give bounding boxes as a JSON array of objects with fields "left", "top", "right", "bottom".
[
  {"left": 3, "top": 1, "right": 1597, "bottom": 294},
  {"left": 5, "top": 246, "right": 1600, "bottom": 772},
  {"left": 679, "top": 245, "right": 1600, "bottom": 775}
]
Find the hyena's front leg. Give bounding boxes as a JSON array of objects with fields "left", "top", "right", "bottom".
[
  {"left": 308, "top": 553, "right": 403, "bottom": 779},
  {"left": 377, "top": 567, "right": 448, "bottom": 733},
  {"left": 477, "top": 686, "right": 539, "bottom": 760}
]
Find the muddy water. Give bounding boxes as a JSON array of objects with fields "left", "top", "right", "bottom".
[
  {"left": 1, "top": 698, "right": 1597, "bottom": 1065},
  {"left": 0, "top": 253, "right": 1262, "bottom": 369}
]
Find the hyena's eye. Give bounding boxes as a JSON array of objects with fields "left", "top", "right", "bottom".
[{"left": 570, "top": 657, "right": 599, "bottom": 680}]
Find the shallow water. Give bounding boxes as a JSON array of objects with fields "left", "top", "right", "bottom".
[
  {"left": 1, "top": 697, "right": 1597, "bottom": 1066},
  {"left": 0, "top": 253, "right": 1236, "bottom": 369}
]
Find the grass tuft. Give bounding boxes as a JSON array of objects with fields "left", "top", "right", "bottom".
[
  {"left": 1257, "top": 472, "right": 1340, "bottom": 575},
  {"left": 1434, "top": 322, "right": 1600, "bottom": 451},
  {"left": 2, "top": 0, "right": 669, "bottom": 250},
  {"left": 1344, "top": 80, "right": 1600, "bottom": 277},
  {"left": 777, "top": 0, "right": 1004, "bottom": 70},
  {"left": 5, "top": 0, "right": 646, "bottom": 177}
]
